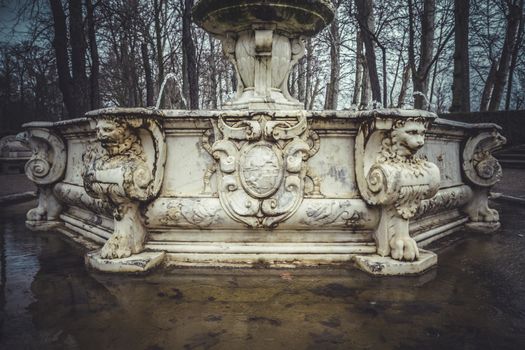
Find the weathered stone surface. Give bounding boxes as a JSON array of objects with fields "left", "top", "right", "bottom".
[
  {"left": 86, "top": 251, "right": 165, "bottom": 273},
  {"left": 18, "top": 0, "right": 507, "bottom": 276},
  {"left": 353, "top": 249, "right": 437, "bottom": 276},
  {"left": 21, "top": 108, "right": 506, "bottom": 275}
]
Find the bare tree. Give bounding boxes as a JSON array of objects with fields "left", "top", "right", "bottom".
[{"left": 450, "top": 0, "right": 470, "bottom": 112}]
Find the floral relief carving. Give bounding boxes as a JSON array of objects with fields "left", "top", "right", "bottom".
[
  {"left": 203, "top": 112, "right": 319, "bottom": 228},
  {"left": 300, "top": 201, "right": 363, "bottom": 228}
]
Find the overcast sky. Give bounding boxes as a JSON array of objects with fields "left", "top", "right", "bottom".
[{"left": 0, "top": 0, "right": 29, "bottom": 45}]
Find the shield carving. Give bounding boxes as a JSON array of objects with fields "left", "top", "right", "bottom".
[
  {"left": 205, "top": 112, "right": 319, "bottom": 228},
  {"left": 239, "top": 143, "right": 283, "bottom": 198}
]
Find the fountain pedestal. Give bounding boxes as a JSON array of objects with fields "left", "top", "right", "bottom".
[{"left": 192, "top": 0, "right": 334, "bottom": 110}]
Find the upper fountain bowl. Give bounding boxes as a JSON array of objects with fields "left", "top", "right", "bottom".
[{"left": 193, "top": 0, "right": 335, "bottom": 37}]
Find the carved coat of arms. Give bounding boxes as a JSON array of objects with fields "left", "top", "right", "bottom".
[{"left": 203, "top": 112, "right": 319, "bottom": 228}]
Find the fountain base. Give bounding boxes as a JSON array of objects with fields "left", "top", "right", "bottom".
[{"left": 20, "top": 108, "right": 505, "bottom": 275}]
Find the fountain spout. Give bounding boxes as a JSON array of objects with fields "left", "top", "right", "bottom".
[{"left": 155, "top": 73, "right": 187, "bottom": 109}]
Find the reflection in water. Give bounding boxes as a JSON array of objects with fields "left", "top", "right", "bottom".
[{"left": 1, "top": 201, "right": 525, "bottom": 349}]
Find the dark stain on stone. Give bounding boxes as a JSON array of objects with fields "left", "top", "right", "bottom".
[
  {"left": 205, "top": 315, "right": 222, "bottom": 322},
  {"left": 169, "top": 288, "right": 183, "bottom": 300},
  {"left": 425, "top": 327, "right": 441, "bottom": 338},
  {"left": 308, "top": 330, "right": 344, "bottom": 345},
  {"left": 310, "top": 283, "right": 357, "bottom": 299},
  {"left": 145, "top": 345, "right": 164, "bottom": 350},
  {"left": 320, "top": 316, "right": 341, "bottom": 328},
  {"left": 247, "top": 316, "right": 282, "bottom": 326},
  {"left": 183, "top": 330, "right": 226, "bottom": 350}
]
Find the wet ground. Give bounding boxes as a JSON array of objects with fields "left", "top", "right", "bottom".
[{"left": 1, "top": 201, "right": 525, "bottom": 350}]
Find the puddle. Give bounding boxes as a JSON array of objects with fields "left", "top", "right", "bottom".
[{"left": 1, "top": 201, "right": 525, "bottom": 349}]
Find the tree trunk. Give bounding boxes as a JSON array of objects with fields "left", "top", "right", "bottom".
[
  {"left": 353, "top": 30, "right": 364, "bottom": 106},
  {"left": 68, "top": 0, "right": 89, "bottom": 116},
  {"left": 505, "top": 0, "right": 524, "bottom": 110},
  {"left": 209, "top": 34, "right": 218, "bottom": 109},
  {"left": 324, "top": 10, "right": 340, "bottom": 110},
  {"left": 142, "top": 42, "right": 154, "bottom": 106},
  {"left": 397, "top": 64, "right": 411, "bottom": 107},
  {"left": 450, "top": 0, "right": 470, "bottom": 112},
  {"left": 413, "top": 0, "right": 435, "bottom": 110},
  {"left": 49, "top": 0, "right": 76, "bottom": 118},
  {"left": 85, "top": 0, "right": 101, "bottom": 110},
  {"left": 360, "top": 60, "right": 370, "bottom": 109},
  {"left": 480, "top": 59, "right": 498, "bottom": 111},
  {"left": 355, "top": 0, "right": 381, "bottom": 104},
  {"left": 182, "top": 0, "right": 199, "bottom": 109},
  {"left": 488, "top": 1, "right": 521, "bottom": 111},
  {"left": 154, "top": 0, "right": 165, "bottom": 89}
]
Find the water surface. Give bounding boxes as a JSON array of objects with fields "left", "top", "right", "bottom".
[{"left": 1, "top": 201, "right": 525, "bottom": 349}]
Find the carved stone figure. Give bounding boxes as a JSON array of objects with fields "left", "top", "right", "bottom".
[
  {"left": 203, "top": 112, "right": 319, "bottom": 228},
  {"left": 17, "top": 126, "right": 66, "bottom": 230},
  {"left": 83, "top": 117, "right": 166, "bottom": 259},
  {"left": 192, "top": 0, "right": 334, "bottom": 110},
  {"left": 462, "top": 129, "right": 506, "bottom": 232},
  {"left": 356, "top": 117, "right": 440, "bottom": 262}
]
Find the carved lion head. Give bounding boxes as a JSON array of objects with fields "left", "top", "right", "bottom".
[
  {"left": 391, "top": 118, "right": 427, "bottom": 158},
  {"left": 95, "top": 119, "right": 138, "bottom": 156}
]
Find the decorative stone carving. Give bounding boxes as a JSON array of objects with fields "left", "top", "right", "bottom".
[
  {"left": 356, "top": 117, "right": 440, "bottom": 261},
  {"left": 462, "top": 130, "right": 506, "bottom": 233},
  {"left": 159, "top": 198, "right": 223, "bottom": 228},
  {"left": 192, "top": 0, "right": 334, "bottom": 110},
  {"left": 300, "top": 200, "right": 363, "bottom": 228},
  {"left": 415, "top": 185, "right": 473, "bottom": 218},
  {"left": 203, "top": 112, "right": 319, "bottom": 228},
  {"left": 82, "top": 117, "right": 166, "bottom": 259},
  {"left": 17, "top": 126, "right": 66, "bottom": 230}
]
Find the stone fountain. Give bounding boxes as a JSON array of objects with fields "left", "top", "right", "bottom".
[{"left": 19, "top": 0, "right": 506, "bottom": 275}]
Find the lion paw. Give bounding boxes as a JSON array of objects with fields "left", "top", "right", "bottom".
[
  {"left": 390, "top": 236, "right": 419, "bottom": 261},
  {"left": 100, "top": 233, "right": 132, "bottom": 259}
]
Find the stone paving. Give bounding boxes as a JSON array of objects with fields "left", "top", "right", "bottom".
[{"left": 493, "top": 168, "right": 525, "bottom": 199}]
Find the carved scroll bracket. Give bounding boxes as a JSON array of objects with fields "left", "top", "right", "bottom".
[
  {"left": 356, "top": 115, "right": 440, "bottom": 261},
  {"left": 462, "top": 129, "right": 506, "bottom": 233},
  {"left": 82, "top": 116, "right": 166, "bottom": 259},
  {"left": 17, "top": 126, "right": 66, "bottom": 230}
]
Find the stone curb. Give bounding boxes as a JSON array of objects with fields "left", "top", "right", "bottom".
[
  {"left": 0, "top": 191, "right": 37, "bottom": 207},
  {"left": 493, "top": 194, "right": 525, "bottom": 206}
]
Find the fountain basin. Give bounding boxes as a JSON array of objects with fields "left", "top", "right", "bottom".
[
  {"left": 193, "top": 0, "right": 335, "bottom": 36},
  {"left": 20, "top": 108, "right": 506, "bottom": 275}
]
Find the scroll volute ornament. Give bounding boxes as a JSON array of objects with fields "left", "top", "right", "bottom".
[
  {"left": 462, "top": 130, "right": 506, "bottom": 188},
  {"left": 83, "top": 117, "right": 166, "bottom": 259},
  {"left": 18, "top": 126, "right": 67, "bottom": 228},
  {"left": 461, "top": 129, "right": 506, "bottom": 230},
  {"left": 21, "top": 127, "right": 66, "bottom": 185},
  {"left": 356, "top": 116, "right": 440, "bottom": 261}
]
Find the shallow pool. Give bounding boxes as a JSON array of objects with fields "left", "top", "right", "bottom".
[{"left": 1, "top": 201, "right": 525, "bottom": 349}]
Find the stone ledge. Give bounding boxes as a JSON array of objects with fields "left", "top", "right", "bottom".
[
  {"left": 465, "top": 222, "right": 501, "bottom": 234},
  {"left": 352, "top": 249, "right": 437, "bottom": 276},
  {"left": 85, "top": 251, "right": 166, "bottom": 273},
  {"left": 26, "top": 220, "right": 63, "bottom": 232}
]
